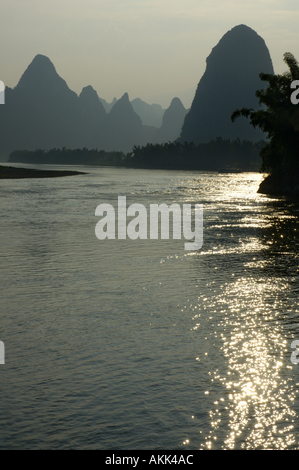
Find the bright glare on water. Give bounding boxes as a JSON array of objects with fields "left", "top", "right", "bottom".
[{"left": 1, "top": 164, "right": 299, "bottom": 450}]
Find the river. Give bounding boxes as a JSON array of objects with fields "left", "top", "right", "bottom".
[{"left": 1, "top": 164, "right": 299, "bottom": 449}]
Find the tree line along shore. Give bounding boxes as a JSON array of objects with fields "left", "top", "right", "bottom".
[{"left": 7, "top": 138, "right": 265, "bottom": 173}]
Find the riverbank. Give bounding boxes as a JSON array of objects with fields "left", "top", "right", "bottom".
[
  {"left": 0, "top": 165, "right": 86, "bottom": 179},
  {"left": 258, "top": 174, "right": 299, "bottom": 196}
]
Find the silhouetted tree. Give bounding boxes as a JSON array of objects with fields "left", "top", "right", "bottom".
[{"left": 231, "top": 53, "right": 299, "bottom": 190}]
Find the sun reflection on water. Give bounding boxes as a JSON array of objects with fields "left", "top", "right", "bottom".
[
  {"left": 179, "top": 174, "right": 299, "bottom": 450},
  {"left": 199, "top": 275, "right": 298, "bottom": 450}
]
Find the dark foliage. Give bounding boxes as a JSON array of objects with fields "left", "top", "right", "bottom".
[
  {"left": 231, "top": 53, "right": 299, "bottom": 192},
  {"left": 124, "top": 139, "right": 264, "bottom": 171},
  {"left": 9, "top": 139, "right": 265, "bottom": 172}
]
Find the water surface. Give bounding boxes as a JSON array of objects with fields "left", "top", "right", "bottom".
[{"left": 1, "top": 165, "right": 299, "bottom": 450}]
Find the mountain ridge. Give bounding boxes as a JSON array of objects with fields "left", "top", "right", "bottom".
[
  {"left": 179, "top": 24, "right": 274, "bottom": 143},
  {"left": 0, "top": 25, "right": 275, "bottom": 161}
]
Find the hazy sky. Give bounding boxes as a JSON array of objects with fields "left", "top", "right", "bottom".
[{"left": 1, "top": 0, "right": 299, "bottom": 108}]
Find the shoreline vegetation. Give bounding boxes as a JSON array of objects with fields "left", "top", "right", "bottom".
[
  {"left": 231, "top": 52, "right": 299, "bottom": 196},
  {"left": 0, "top": 165, "right": 86, "bottom": 179},
  {"left": 8, "top": 138, "right": 265, "bottom": 173}
]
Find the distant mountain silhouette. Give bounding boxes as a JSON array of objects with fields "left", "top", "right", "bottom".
[
  {"left": 103, "top": 92, "right": 145, "bottom": 152},
  {"left": 0, "top": 54, "right": 188, "bottom": 159},
  {"left": 79, "top": 85, "right": 106, "bottom": 119},
  {"left": 131, "top": 98, "right": 165, "bottom": 127},
  {"left": 0, "top": 54, "right": 87, "bottom": 156},
  {"left": 0, "top": 29, "right": 276, "bottom": 162},
  {"left": 179, "top": 25, "right": 274, "bottom": 143},
  {"left": 78, "top": 85, "right": 107, "bottom": 148},
  {"left": 156, "top": 97, "right": 187, "bottom": 143},
  {"left": 99, "top": 97, "right": 117, "bottom": 113}
]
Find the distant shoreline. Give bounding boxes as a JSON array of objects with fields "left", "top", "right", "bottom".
[{"left": 0, "top": 165, "right": 86, "bottom": 179}]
